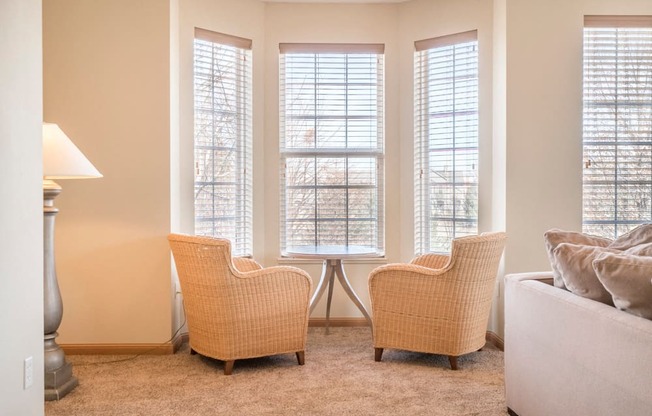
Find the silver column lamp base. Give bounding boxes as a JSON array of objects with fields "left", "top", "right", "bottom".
[{"left": 44, "top": 180, "right": 78, "bottom": 400}]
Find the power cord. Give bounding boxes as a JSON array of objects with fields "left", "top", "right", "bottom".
[{"left": 75, "top": 295, "right": 187, "bottom": 366}]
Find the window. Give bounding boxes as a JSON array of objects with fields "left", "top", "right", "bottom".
[
  {"left": 193, "top": 28, "right": 253, "bottom": 256},
  {"left": 279, "top": 43, "right": 385, "bottom": 255},
  {"left": 583, "top": 16, "right": 652, "bottom": 239},
  {"left": 414, "top": 31, "right": 479, "bottom": 254}
]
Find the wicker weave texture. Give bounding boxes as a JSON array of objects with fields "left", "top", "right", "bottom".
[
  {"left": 369, "top": 232, "right": 507, "bottom": 357},
  {"left": 168, "top": 234, "right": 312, "bottom": 362}
]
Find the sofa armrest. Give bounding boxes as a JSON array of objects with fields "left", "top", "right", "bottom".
[
  {"left": 505, "top": 271, "right": 652, "bottom": 416},
  {"left": 505, "top": 271, "right": 553, "bottom": 285}
]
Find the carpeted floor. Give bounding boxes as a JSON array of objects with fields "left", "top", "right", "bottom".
[{"left": 45, "top": 327, "right": 507, "bottom": 415}]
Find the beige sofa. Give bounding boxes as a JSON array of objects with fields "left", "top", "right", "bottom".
[{"left": 505, "top": 272, "right": 652, "bottom": 416}]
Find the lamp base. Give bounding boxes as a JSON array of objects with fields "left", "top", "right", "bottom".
[
  {"left": 44, "top": 332, "right": 77, "bottom": 400},
  {"left": 45, "top": 361, "right": 78, "bottom": 401}
]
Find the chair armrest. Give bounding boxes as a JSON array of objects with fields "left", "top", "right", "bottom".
[
  {"left": 231, "top": 266, "right": 313, "bottom": 306},
  {"left": 410, "top": 253, "right": 450, "bottom": 269},
  {"left": 233, "top": 257, "right": 263, "bottom": 272},
  {"left": 369, "top": 263, "right": 461, "bottom": 316},
  {"left": 369, "top": 263, "right": 452, "bottom": 289}
]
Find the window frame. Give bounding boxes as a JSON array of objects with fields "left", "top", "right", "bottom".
[
  {"left": 414, "top": 30, "right": 479, "bottom": 254},
  {"left": 279, "top": 43, "right": 386, "bottom": 256},
  {"left": 192, "top": 28, "right": 253, "bottom": 256},
  {"left": 582, "top": 16, "right": 652, "bottom": 239}
]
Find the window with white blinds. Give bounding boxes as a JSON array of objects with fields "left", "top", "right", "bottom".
[
  {"left": 193, "top": 28, "right": 253, "bottom": 256},
  {"left": 583, "top": 16, "right": 652, "bottom": 239},
  {"left": 279, "top": 43, "right": 385, "bottom": 255},
  {"left": 414, "top": 31, "right": 479, "bottom": 254}
]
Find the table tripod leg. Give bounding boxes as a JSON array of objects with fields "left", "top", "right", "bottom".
[
  {"left": 334, "top": 262, "right": 372, "bottom": 325},
  {"left": 309, "top": 260, "right": 332, "bottom": 314},
  {"left": 325, "top": 260, "right": 336, "bottom": 334}
]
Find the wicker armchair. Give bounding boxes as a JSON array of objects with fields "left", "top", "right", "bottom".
[
  {"left": 368, "top": 232, "right": 507, "bottom": 370},
  {"left": 168, "top": 234, "right": 312, "bottom": 375}
]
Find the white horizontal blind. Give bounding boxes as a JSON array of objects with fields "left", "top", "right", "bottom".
[
  {"left": 279, "top": 45, "right": 385, "bottom": 255},
  {"left": 414, "top": 31, "right": 478, "bottom": 254},
  {"left": 582, "top": 18, "right": 652, "bottom": 239},
  {"left": 193, "top": 29, "right": 253, "bottom": 256}
]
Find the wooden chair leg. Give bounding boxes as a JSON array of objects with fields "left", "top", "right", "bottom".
[
  {"left": 448, "top": 355, "right": 458, "bottom": 370},
  {"left": 374, "top": 348, "right": 384, "bottom": 362},
  {"left": 224, "top": 360, "right": 235, "bottom": 375},
  {"left": 296, "top": 351, "right": 305, "bottom": 366}
]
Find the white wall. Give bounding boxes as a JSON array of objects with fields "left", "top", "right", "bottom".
[
  {"left": 502, "top": 0, "right": 652, "bottom": 271},
  {"left": 492, "top": 0, "right": 507, "bottom": 336},
  {"left": 264, "top": 3, "right": 400, "bottom": 318},
  {"left": 41, "top": 0, "right": 652, "bottom": 347},
  {"left": 174, "top": 0, "right": 266, "bottom": 334},
  {"left": 398, "top": 0, "right": 496, "bottom": 257},
  {"left": 0, "top": 1, "right": 45, "bottom": 414},
  {"left": 176, "top": 0, "right": 266, "bottom": 249},
  {"left": 495, "top": 0, "right": 652, "bottom": 337},
  {"left": 397, "top": 0, "right": 501, "bottom": 332},
  {"left": 43, "top": 0, "right": 172, "bottom": 344}
]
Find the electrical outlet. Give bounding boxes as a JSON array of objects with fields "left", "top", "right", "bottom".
[{"left": 24, "top": 356, "right": 33, "bottom": 389}]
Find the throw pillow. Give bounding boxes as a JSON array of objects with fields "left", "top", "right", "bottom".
[
  {"left": 593, "top": 252, "right": 652, "bottom": 320},
  {"left": 625, "top": 242, "right": 652, "bottom": 256},
  {"left": 553, "top": 243, "right": 617, "bottom": 305},
  {"left": 608, "top": 223, "right": 652, "bottom": 250},
  {"left": 544, "top": 229, "right": 612, "bottom": 289}
]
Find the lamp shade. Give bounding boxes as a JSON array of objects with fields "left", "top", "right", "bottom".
[{"left": 43, "top": 123, "right": 102, "bottom": 179}]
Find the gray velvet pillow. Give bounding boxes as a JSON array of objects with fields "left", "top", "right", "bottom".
[
  {"left": 608, "top": 224, "right": 652, "bottom": 250},
  {"left": 553, "top": 243, "right": 617, "bottom": 305},
  {"left": 593, "top": 252, "right": 652, "bottom": 320},
  {"left": 544, "top": 229, "right": 612, "bottom": 289}
]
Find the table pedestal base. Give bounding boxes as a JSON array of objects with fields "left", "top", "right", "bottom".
[{"left": 309, "top": 259, "right": 372, "bottom": 333}]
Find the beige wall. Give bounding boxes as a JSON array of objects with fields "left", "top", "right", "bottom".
[
  {"left": 43, "top": 0, "right": 172, "bottom": 344},
  {"left": 0, "top": 1, "right": 44, "bottom": 414}
]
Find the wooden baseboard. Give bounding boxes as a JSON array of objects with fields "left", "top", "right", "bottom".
[
  {"left": 308, "top": 317, "right": 370, "bottom": 327},
  {"left": 486, "top": 331, "right": 504, "bottom": 351},
  {"left": 62, "top": 332, "right": 190, "bottom": 356},
  {"left": 61, "top": 326, "right": 502, "bottom": 355}
]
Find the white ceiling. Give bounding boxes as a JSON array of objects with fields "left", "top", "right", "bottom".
[{"left": 262, "top": 0, "right": 409, "bottom": 3}]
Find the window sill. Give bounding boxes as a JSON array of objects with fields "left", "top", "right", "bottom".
[{"left": 277, "top": 257, "right": 388, "bottom": 266}]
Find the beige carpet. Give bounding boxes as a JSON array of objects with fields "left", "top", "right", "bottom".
[{"left": 45, "top": 327, "right": 506, "bottom": 415}]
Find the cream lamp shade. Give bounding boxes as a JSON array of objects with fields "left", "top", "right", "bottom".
[{"left": 42, "top": 122, "right": 102, "bottom": 179}]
